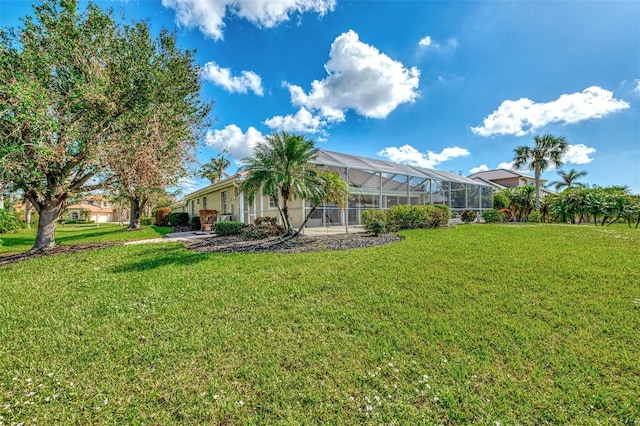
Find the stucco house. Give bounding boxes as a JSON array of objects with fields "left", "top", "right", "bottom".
[
  {"left": 64, "top": 195, "right": 117, "bottom": 223},
  {"left": 173, "top": 150, "right": 493, "bottom": 230},
  {"left": 467, "top": 169, "right": 553, "bottom": 197}
]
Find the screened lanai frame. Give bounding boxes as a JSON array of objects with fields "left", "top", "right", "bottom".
[{"left": 300, "top": 150, "right": 493, "bottom": 227}]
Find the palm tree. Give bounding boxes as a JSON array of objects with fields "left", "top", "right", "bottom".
[
  {"left": 240, "top": 131, "right": 325, "bottom": 234},
  {"left": 549, "top": 168, "right": 588, "bottom": 191},
  {"left": 513, "top": 133, "right": 568, "bottom": 211},
  {"left": 198, "top": 153, "right": 231, "bottom": 184},
  {"left": 295, "top": 169, "right": 349, "bottom": 236}
]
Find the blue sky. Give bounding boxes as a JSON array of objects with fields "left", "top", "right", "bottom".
[{"left": 2, "top": 0, "right": 639, "bottom": 194}]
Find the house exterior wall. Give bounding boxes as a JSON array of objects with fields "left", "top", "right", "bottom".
[{"left": 179, "top": 168, "right": 492, "bottom": 229}]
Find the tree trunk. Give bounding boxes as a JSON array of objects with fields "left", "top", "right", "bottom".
[
  {"left": 294, "top": 206, "right": 317, "bottom": 237},
  {"left": 128, "top": 196, "right": 145, "bottom": 229},
  {"left": 30, "top": 199, "right": 64, "bottom": 252},
  {"left": 25, "top": 199, "right": 32, "bottom": 229},
  {"left": 534, "top": 164, "right": 541, "bottom": 211}
]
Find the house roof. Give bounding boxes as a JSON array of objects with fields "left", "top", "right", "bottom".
[
  {"left": 467, "top": 169, "right": 545, "bottom": 182},
  {"left": 66, "top": 203, "right": 113, "bottom": 213},
  {"left": 313, "top": 150, "right": 489, "bottom": 186}
]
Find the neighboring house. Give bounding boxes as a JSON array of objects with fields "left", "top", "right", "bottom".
[
  {"left": 467, "top": 169, "right": 553, "bottom": 197},
  {"left": 64, "top": 195, "right": 117, "bottom": 223},
  {"left": 175, "top": 150, "right": 494, "bottom": 230}
]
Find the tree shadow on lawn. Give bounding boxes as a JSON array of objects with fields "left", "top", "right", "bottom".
[{"left": 107, "top": 244, "right": 214, "bottom": 274}]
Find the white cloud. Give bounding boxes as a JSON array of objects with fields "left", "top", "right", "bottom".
[
  {"left": 162, "top": 0, "right": 335, "bottom": 40},
  {"left": 205, "top": 124, "right": 265, "bottom": 161},
  {"left": 563, "top": 143, "right": 596, "bottom": 164},
  {"left": 377, "top": 144, "right": 470, "bottom": 169},
  {"left": 469, "top": 164, "right": 489, "bottom": 174},
  {"left": 202, "top": 62, "right": 263, "bottom": 95},
  {"left": 418, "top": 36, "right": 433, "bottom": 47},
  {"left": 635, "top": 79, "right": 640, "bottom": 94},
  {"left": 472, "top": 86, "right": 630, "bottom": 137},
  {"left": 286, "top": 30, "right": 420, "bottom": 120},
  {"left": 497, "top": 161, "right": 516, "bottom": 170},
  {"left": 264, "top": 107, "right": 326, "bottom": 134}
]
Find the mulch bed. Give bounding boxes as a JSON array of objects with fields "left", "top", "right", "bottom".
[
  {"left": 0, "top": 233, "right": 402, "bottom": 266},
  {"left": 184, "top": 233, "right": 402, "bottom": 254}
]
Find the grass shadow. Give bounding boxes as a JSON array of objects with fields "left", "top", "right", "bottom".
[{"left": 107, "top": 244, "right": 214, "bottom": 274}]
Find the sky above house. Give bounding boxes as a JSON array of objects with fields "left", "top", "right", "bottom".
[{"left": 2, "top": 0, "right": 639, "bottom": 194}]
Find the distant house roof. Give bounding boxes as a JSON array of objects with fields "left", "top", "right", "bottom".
[{"left": 66, "top": 203, "right": 113, "bottom": 214}]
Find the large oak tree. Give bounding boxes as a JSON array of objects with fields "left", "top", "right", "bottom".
[{"left": 0, "top": 0, "right": 210, "bottom": 250}]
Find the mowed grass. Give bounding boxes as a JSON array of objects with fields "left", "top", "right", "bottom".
[
  {"left": 0, "top": 223, "right": 172, "bottom": 255},
  {"left": 0, "top": 224, "right": 638, "bottom": 424}
]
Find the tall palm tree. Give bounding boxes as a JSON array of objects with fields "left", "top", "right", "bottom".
[
  {"left": 513, "top": 133, "right": 568, "bottom": 210},
  {"left": 240, "top": 131, "right": 324, "bottom": 234},
  {"left": 198, "top": 153, "right": 231, "bottom": 184},
  {"left": 549, "top": 168, "right": 588, "bottom": 191}
]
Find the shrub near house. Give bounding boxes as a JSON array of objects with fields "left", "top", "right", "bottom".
[{"left": 362, "top": 205, "right": 450, "bottom": 234}]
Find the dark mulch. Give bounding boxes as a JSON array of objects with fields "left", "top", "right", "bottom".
[
  {"left": 0, "top": 233, "right": 402, "bottom": 266},
  {"left": 184, "top": 233, "right": 402, "bottom": 254}
]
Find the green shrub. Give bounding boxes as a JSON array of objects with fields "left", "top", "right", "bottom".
[
  {"left": 362, "top": 205, "right": 450, "bottom": 233},
  {"left": 214, "top": 221, "right": 246, "bottom": 236},
  {"left": 481, "top": 209, "right": 499, "bottom": 223},
  {"left": 189, "top": 216, "right": 201, "bottom": 231},
  {"left": 527, "top": 211, "right": 542, "bottom": 223},
  {"left": 362, "top": 209, "right": 388, "bottom": 235},
  {"left": 461, "top": 209, "right": 477, "bottom": 223},
  {"left": 168, "top": 212, "right": 190, "bottom": 227},
  {"left": 494, "top": 192, "right": 510, "bottom": 210},
  {"left": 388, "top": 205, "right": 450, "bottom": 231},
  {"left": 0, "top": 210, "right": 24, "bottom": 233},
  {"left": 155, "top": 208, "right": 172, "bottom": 226},
  {"left": 140, "top": 217, "right": 155, "bottom": 226},
  {"left": 240, "top": 223, "right": 285, "bottom": 240}
]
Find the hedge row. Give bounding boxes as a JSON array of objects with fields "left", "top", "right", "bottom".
[{"left": 361, "top": 205, "right": 450, "bottom": 235}]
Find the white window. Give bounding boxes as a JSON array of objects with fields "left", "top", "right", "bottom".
[
  {"left": 221, "top": 191, "right": 227, "bottom": 214},
  {"left": 203, "top": 196, "right": 207, "bottom": 208},
  {"left": 269, "top": 196, "right": 276, "bottom": 208}
]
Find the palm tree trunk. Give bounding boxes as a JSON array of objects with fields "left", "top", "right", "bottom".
[
  {"left": 294, "top": 206, "right": 317, "bottom": 237},
  {"left": 534, "top": 164, "right": 541, "bottom": 211}
]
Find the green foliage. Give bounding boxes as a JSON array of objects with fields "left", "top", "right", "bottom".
[
  {"left": 493, "top": 192, "right": 510, "bottom": 210},
  {"left": 214, "top": 221, "right": 246, "bottom": 236},
  {"left": 198, "top": 153, "right": 231, "bottom": 184},
  {"left": 140, "top": 217, "right": 155, "bottom": 226},
  {"left": 168, "top": 212, "right": 190, "bottom": 227},
  {"left": 361, "top": 209, "right": 388, "bottom": 235},
  {"left": 0, "top": 210, "right": 25, "bottom": 233},
  {"left": 481, "top": 209, "right": 499, "bottom": 223},
  {"left": 513, "top": 133, "right": 569, "bottom": 210},
  {"left": 240, "top": 223, "right": 286, "bottom": 240},
  {"left": 189, "top": 216, "right": 201, "bottom": 231},
  {"left": 460, "top": 209, "right": 477, "bottom": 223},
  {"left": 0, "top": 0, "right": 209, "bottom": 250},
  {"left": 155, "top": 208, "right": 171, "bottom": 227},
  {"left": 527, "top": 210, "right": 542, "bottom": 223},
  {"left": 61, "top": 219, "right": 95, "bottom": 225},
  {"left": 362, "top": 205, "right": 450, "bottom": 234}
]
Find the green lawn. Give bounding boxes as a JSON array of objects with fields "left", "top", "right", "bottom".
[
  {"left": 1, "top": 224, "right": 638, "bottom": 424},
  {"left": 0, "top": 223, "right": 172, "bottom": 255}
]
